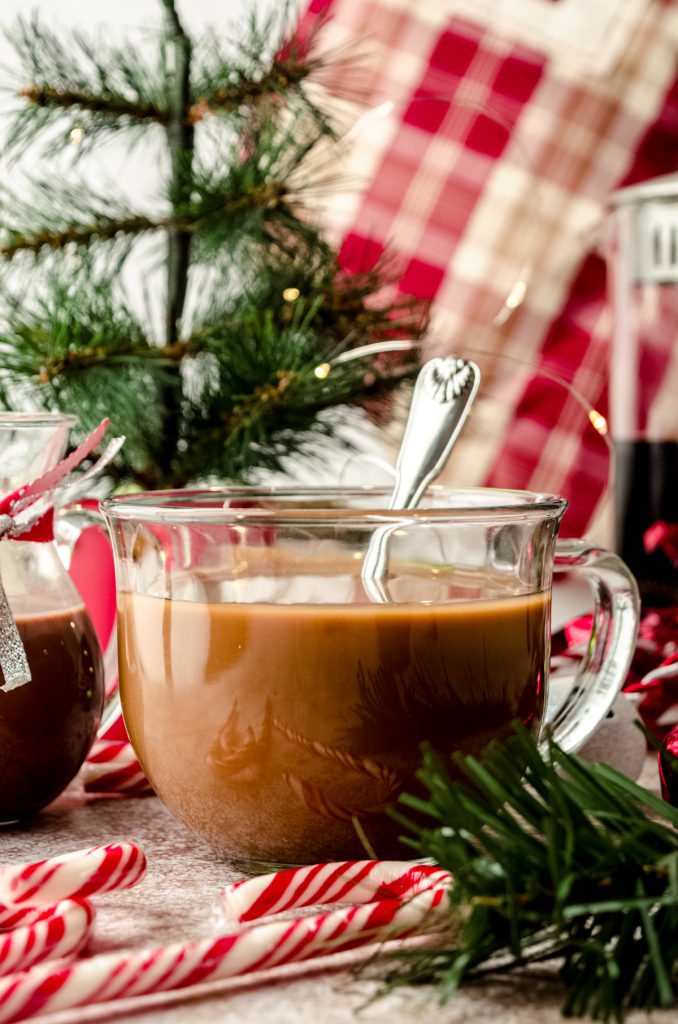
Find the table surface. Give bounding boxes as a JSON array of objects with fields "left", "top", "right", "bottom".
[{"left": 1, "top": 760, "right": 674, "bottom": 1024}]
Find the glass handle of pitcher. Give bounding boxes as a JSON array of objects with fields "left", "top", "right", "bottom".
[
  {"left": 547, "top": 539, "right": 640, "bottom": 754},
  {"left": 54, "top": 502, "right": 120, "bottom": 734}
]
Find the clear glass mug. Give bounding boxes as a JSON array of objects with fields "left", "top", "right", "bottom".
[
  {"left": 101, "top": 486, "right": 640, "bottom": 867},
  {"left": 0, "top": 413, "right": 110, "bottom": 823}
]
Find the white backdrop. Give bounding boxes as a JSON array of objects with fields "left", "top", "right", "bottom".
[{"left": 0, "top": 0, "right": 285, "bottom": 49}]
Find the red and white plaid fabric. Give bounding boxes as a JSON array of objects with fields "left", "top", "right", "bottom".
[{"left": 303, "top": 0, "right": 678, "bottom": 537}]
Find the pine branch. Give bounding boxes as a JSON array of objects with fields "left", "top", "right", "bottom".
[
  {"left": 0, "top": 138, "right": 325, "bottom": 259},
  {"left": 191, "top": 7, "right": 338, "bottom": 134},
  {"left": 185, "top": 114, "right": 344, "bottom": 266},
  {"left": 192, "top": 59, "right": 316, "bottom": 117},
  {"left": 4, "top": 14, "right": 169, "bottom": 156},
  {"left": 0, "top": 217, "right": 158, "bottom": 261},
  {"left": 20, "top": 83, "right": 165, "bottom": 123},
  {"left": 274, "top": 249, "right": 430, "bottom": 345},
  {"left": 378, "top": 724, "right": 678, "bottom": 1021},
  {"left": 6, "top": 7, "right": 344, "bottom": 157},
  {"left": 0, "top": 176, "right": 167, "bottom": 260},
  {"left": 172, "top": 301, "right": 419, "bottom": 484},
  {"left": 0, "top": 262, "right": 176, "bottom": 475}
]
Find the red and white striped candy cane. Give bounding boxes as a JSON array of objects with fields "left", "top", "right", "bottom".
[
  {"left": 0, "top": 843, "right": 146, "bottom": 907},
  {"left": 0, "top": 907, "right": 51, "bottom": 934},
  {"left": 222, "top": 859, "right": 452, "bottom": 922},
  {"left": 0, "top": 900, "right": 93, "bottom": 978},
  {"left": 82, "top": 740, "right": 153, "bottom": 796},
  {"left": 0, "top": 886, "right": 448, "bottom": 1023}
]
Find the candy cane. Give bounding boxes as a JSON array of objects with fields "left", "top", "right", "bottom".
[
  {"left": 97, "top": 701, "right": 125, "bottom": 740},
  {"left": 82, "top": 741, "right": 153, "bottom": 796},
  {"left": 0, "top": 843, "right": 146, "bottom": 907},
  {"left": 0, "top": 901, "right": 93, "bottom": 978},
  {"left": 0, "top": 886, "right": 448, "bottom": 1023},
  {"left": 222, "top": 859, "right": 451, "bottom": 922},
  {"left": 0, "top": 907, "right": 51, "bottom": 934}
]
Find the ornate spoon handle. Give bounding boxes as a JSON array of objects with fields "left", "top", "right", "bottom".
[{"left": 361, "top": 357, "right": 480, "bottom": 600}]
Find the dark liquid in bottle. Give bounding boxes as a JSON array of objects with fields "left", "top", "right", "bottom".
[
  {"left": 615, "top": 439, "right": 678, "bottom": 606},
  {"left": 0, "top": 604, "right": 104, "bottom": 822}
]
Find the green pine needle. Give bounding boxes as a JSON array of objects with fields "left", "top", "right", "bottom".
[{"left": 380, "top": 724, "right": 678, "bottom": 1021}]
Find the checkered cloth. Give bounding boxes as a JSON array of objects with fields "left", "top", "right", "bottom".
[{"left": 303, "top": 0, "right": 678, "bottom": 537}]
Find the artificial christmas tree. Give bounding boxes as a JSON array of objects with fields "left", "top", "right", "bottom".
[{"left": 0, "top": 1, "right": 427, "bottom": 488}]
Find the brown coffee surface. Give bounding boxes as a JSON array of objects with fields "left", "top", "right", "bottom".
[
  {"left": 0, "top": 605, "right": 104, "bottom": 822},
  {"left": 119, "top": 569, "right": 550, "bottom": 865}
]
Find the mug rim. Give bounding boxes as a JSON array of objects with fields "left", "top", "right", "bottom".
[{"left": 101, "top": 485, "right": 568, "bottom": 524}]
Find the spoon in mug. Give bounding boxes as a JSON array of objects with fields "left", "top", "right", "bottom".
[{"left": 361, "top": 356, "right": 481, "bottom": 602}]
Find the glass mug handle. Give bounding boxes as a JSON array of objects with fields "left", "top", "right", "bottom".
[
  {"left": 54, "top": 503, "right": 119, "bottom": 731},
  {"left": 545, "top": 538, "right": 640, "bottom": 753}
]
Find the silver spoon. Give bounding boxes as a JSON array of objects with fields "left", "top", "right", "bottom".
[{"left": 361, "top": 356, "right": 481, "bottom": 601}]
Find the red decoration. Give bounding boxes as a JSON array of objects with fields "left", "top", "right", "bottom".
[
  {"left": 643, "top": 520, "right": 678, "bottom": 568},
  {"left": 659, "top": 724, "right": 678, "bottom": 806},
  {"left": 0, "top": 419, "right": 111, "bottom": 541},
  {"left": 555, "top": 606, "right": 678, "bottom": 743}
]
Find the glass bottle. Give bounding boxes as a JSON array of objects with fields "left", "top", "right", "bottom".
[
  {"left": 0, "top": 413, "right": 107, "bottom": 822},
  {"left": 608, "top": 173, "right": 678, "bottom": 606}
]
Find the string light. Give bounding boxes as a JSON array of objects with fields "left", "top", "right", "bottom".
[
  {"left": 70, "top": 126, "right": 85, "bottom": 145},
  {"left": 589, "top": 409, "right": 608, "bottom": 435},
  {"left": 282, "top": 287, "right": 300, "bottom": 302},
  {"left": 314, "top": 363, "right": 331, "bottom": 380},
  {"left": 505, "top": 278, "right": 527, "bottom": 310}
]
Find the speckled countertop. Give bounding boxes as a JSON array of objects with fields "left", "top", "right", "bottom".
[{"left": 0, "top": 758, "right": 674, "bottom": 1024}]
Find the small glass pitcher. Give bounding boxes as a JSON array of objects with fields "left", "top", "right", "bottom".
[{"left": 0, "top": 413, "right": 110, "bottom": 823}]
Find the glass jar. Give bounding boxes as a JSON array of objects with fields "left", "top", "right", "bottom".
[{"left": 0, "top": 414, "right": 107, "bottom": 822}]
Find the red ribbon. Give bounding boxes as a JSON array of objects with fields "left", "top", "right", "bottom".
[{"left": 0, "top": 420, "right": 111, "bottom": 543}]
